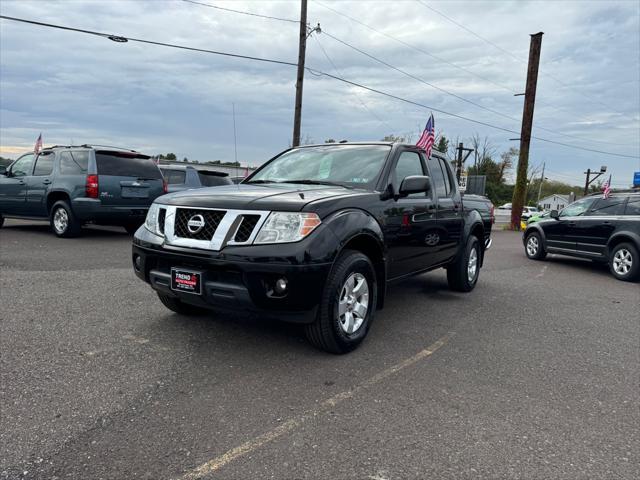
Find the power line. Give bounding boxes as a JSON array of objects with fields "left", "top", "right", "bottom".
[
  {"left": 317, "top": 1, "right": 639, "bottom": 148},
  {"left": 183, "top": 0, "right": 638, "bottom": 148},
  {"left": 181, "top": 0, "right": 299, "bottom": 24},
  {"left": 416, "top": 0, "right": 638, "bottom": 122},
  {"left": 0, "top": 14, "right": 637, "bottom": 160},
  {"left": 313, "top": 35, "right": 394, "bottom": 131}
]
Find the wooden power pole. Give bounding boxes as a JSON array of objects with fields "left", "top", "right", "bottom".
[
  {"left": 511, "top": 32, "right": 543, "bottom": 230},
  {"left": 292, "top": 0, "right": 308, "bottom": 148}
]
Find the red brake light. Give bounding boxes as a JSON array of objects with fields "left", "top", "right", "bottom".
[
  {"left": 163, "top": 180, "right": 168, "bottom": 194},
  {"left": 86, "top": 174, "right": 99, "bottom": 198}
]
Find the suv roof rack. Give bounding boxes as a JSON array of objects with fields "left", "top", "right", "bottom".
[{"left": 82, "top": 144, "right": 139, "bottom": 152}]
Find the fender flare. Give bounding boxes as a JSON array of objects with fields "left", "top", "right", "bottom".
[
  {"left": 607, "top": 231, "right": 640, "bottom": 253},
  {"left": 523, "top": 224, "right": 547, "bottom": 249}
]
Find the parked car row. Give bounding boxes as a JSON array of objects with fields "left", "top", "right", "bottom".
[{"left": 0, "top": 145, "right": 234, "bottom": 237}]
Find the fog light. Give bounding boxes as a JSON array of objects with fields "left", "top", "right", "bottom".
[
  {"left": 274, "top": 278, "right": 288, "bottom": 294},
  {"left": 133, "top": 254, "right": 142, "bottom": 272}
]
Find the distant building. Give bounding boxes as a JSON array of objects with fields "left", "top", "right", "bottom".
[{"left": 539, "top": 194, "right": 569, "bottom": 211}]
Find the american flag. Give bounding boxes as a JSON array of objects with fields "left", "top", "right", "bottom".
[
  {"left": 34, "top": 133, "right": 43, "bottom": 154},
  {"left": 602, "top": 174, "right": 612, "bottom": 199},
  {"left": 416, "top": 114, "right": 435, "bottom": 158}
]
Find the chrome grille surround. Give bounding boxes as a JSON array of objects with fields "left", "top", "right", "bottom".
[{"left": 162, "top": 206, "right": 270, "bottom": 251}]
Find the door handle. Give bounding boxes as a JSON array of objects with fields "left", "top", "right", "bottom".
[
  {"left": 42, "top": 179, "right": 52, "bottom": 185},
  {"left": 568, "top": 222, "right": 576, "bottom": 227},
  {"left": 603, "top": 221, "right": 611, "bottom": 225}
]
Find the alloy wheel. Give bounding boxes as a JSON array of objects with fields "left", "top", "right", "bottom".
[
  {"left": 467, "top": 247, "right": 478, "bottom": 283},
  {"left": 613, "top": 248, "right": 633, "bottom": 276},
  {"left": 53, "top": 207, "right": 69, "bottom": 234},
  {"left": 526, "top": 235, "right": 539, "bottom": 257},
  {"left": 338, "top": 273, "right": 369, "bottom": 335}
]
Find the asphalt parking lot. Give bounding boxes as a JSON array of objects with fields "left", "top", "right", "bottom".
[{"left": 1, "top": 220, "right": 638, "bottom": 480}]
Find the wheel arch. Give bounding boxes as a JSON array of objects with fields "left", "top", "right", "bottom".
[
  {"left": 607, "top": 231, "right": 640, "bottom": 256},
  {"left": 324, "top": 209, "right": 387, "bottom": 309},
  {"left": 46, "top": 190, "right": 72, "bottom": 214}
]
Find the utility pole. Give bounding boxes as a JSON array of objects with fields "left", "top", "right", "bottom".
[
  {"left": 536, "top": 161, "right": 545, "bottom": 206},
  {"left": 292, "top": 0, "right": 308, "bottom": 148},
  {"left": 455, "top": 142, "right": 474, "bottom": 182},
  {"left": 511, "top": 32, "right": 543, "bottom": 230},
  {"left": 583, "top": 166, "right": 607, "bottom": 196}
]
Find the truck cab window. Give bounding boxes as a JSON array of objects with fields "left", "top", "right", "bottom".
[
  {"left": 393, "top": 151, "right": 425, "bottom": 197},
  {"left": 33, "top": 152, "right": 55, "bottom": 176},
  {"left": 427, "top": 157, "right": 447, "bottom": 198},
  {"left": 10, "top": 153, "right": 35, "bottom": 177}
]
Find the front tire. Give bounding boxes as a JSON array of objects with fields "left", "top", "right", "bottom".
[
  {"left": 50, "top": 200, "right": 82, "bottom": 238},
  {"left": 609, "top": 243, "right": 639, "bottom": 282},
  {"left": 305, "top": 249, "right": 377, "bottom": 354},
  {"left": 447, "top": 235, "right": 481, "bottom": 292},
  {"left": 157, "top": 292, "right": 209, "bottom": 315},
  {"left": 524, "top": 231, "right": 547, "bottom": 260}
]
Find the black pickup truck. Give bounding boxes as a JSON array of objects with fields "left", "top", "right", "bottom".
[{"left": 133, "top": 143, "right": 492, "bottom": 353}]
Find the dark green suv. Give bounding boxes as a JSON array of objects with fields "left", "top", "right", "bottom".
[{"left": 0, "top": 145, "right": 166, "bottom": 237}]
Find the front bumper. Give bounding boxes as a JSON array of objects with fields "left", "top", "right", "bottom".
[{"left": 132, "top": 229, "right": 332, "bottom": 323}]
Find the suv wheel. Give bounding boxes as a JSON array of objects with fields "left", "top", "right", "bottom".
[
  {"left": 610, "top": 243, "right": 639, "bottom": 282},
  {"left": 50, "top": 200, "right": 82, "bottom": 238},
  {"left": 305, "top": 249, "right": 377, "bottom": 354},
  {"left": 447, "top": 235, "right": 481, "bottom": 292},
  {"left": 157, "top": 292, "right": 209, "bottom": 315},
  {"left": 524, "top": 231, "right": 547, "bottom": 260}
]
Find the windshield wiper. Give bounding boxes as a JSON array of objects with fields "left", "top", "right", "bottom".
[
  {"left": 278, "top": 179, "right": 352, "bottom": 188},
  {"left": 244, "top": 179, "right": 277, "bottom": 184}
]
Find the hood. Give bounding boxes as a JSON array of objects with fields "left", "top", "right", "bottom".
[{"left": 155, "top": 183, "right": 365, "bottom": 211}]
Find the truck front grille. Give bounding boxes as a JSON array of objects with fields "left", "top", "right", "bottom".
[
  {"left": 234, "top": 215, "right": 261, "bottom": 242},
  {"left": 174, "top": 208, "right": 225, "bottom": 241}
]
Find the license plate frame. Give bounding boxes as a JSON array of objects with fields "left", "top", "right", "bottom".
[
  {"left": 121, "top": 186, "right": 149, "bottom": 199},
  {"left": 170, "top": 268, "right": 203, "bottom": 295}
]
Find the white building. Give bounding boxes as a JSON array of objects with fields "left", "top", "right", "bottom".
[{"left": 539, "top": 194, "right": 569, "bottom": 211}]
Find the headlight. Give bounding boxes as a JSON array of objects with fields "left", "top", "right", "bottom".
[
  {"left": 254, "top": 212, "right": 321, "bottom": 244},
  {"left": 144, "top": 203, "right": 164, "bottom": 236}
]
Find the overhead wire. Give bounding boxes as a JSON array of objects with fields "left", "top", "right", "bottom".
[{"left": 0, "top": 14, "right": 637, "bottom": 160}]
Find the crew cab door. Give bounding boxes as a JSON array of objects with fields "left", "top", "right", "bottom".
[
  {"left": 384, "top": 148, "right": 438, "bottom": 279},
  {"left": 25, "top": 151, "right": 56, "bottom": 216},
  {"left": 0, "top": 153, "right": 35, "bottom": 215},
  {"left": 426, "top": 155, "right": 463, "bottom": 264}
]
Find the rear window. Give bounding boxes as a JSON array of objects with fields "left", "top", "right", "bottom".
[
  {"left": 96, "top": 152, "right": 161, "bottom": 179},
  {"left": 625, "top": 197, "right": 640, "bottom": 215},
  {"left": 59, "top": 151, "right": 89, "bottom": 175},
  {"left": 198, "top": 171, "right": 232, "bottom": 187},
  {"left": 589, "top": 197, "right": 626, "bottom": 216},
  {"left": 161, "top": 169, "right": 186, "bottom": 185}
]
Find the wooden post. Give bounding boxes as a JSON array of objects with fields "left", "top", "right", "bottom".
[{"left": 292, "top": 0, "right": 308, "bottom": 148}]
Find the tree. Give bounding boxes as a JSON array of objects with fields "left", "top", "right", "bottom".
[
  {"left": 381, "top": 134, "right": 407, "bottom": 143},
  {"left": 435, "top": 134, "right": 449, "bottom": 155},
  {"left": 182, "top": 157, "right": 188, "bottom": 163},
  {"left": 165, "top": 153, "right": 177, "bottom": 161},
  {"left": 324, "top": 139, "right": 336, "bottom": 143}
]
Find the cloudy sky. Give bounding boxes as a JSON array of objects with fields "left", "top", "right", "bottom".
[{"left": 1, "top": 0, "right": 639, "bottom": 187}]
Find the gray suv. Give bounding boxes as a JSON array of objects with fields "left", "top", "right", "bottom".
[{"left": 0, "top": 145, "right": 166, "bottom": 237}]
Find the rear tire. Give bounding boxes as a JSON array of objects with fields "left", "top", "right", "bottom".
[
  {"left": 609, "top": 243, "right": 639, "bottom": 282},
  {"left": 524, "top": 231, "right": 546, "bottom": 260},
  {"left": 50, "top": 200, "right": 82, "bottom": 238},
  {"left": 305, "top": 249, "right": 377, "bottom": 354},
  {"left": 447, "top": 235, "right": 480, "bottom": 292},
  {"left": 157, "top": 292, "right": 209, "bottom": 315}
]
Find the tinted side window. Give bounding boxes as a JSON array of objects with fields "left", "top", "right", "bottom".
[
  {"left": 59, "top": 151, "right": 89, "bottom": 175},
  {"left": 33, "top": 152, "right": 54, "bottom": 176},
  {"left": 624, "top": 197, "right": 640, "bottom": 215},
  {"left": 10, "top": 153, "right": 35, "bottom": 177},
  {"left": 427, "top": 157, "right": 447, "bottom": 198},
  {"left": 438, "top": 158, "right": 455, "bottom": 195},
  {"left": 393, "top": 151, "right": 425, "bottom": 197},
  {"left": 96, "top": 153, "right": 162, "bottom": 179},
  {"left": 588, "top": 197, "right": 626, "bottom": 216}
]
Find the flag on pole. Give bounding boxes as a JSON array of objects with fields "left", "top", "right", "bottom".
[
  {"left": 602, "top": 174, "right": 612, "bottom": 199},
  {"left": 416, "top": 114, "right": 435, "bottom": 158},
  {"left": 34, "top": 133, "right": 43, "bottom": 154}
]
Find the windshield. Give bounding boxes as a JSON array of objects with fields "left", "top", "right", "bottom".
[{"left": 247, "top": 145, "right": 391, "bottom": 189}]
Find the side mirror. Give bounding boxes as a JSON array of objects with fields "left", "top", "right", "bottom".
[
  {"left": 399, "top": 175, "right": 431, "bottom": 197},
  {"left": 550, "top": 209, "right": 559, "bottom": 219}
]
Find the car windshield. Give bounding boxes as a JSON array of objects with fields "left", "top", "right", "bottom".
[
  {"left": 560, "top": 197, "right": 596, "bottom": 217},
  {"left": 246, "top": 145, "right": 391, "bottom": 189}
]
